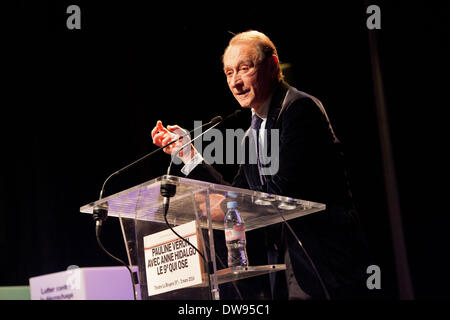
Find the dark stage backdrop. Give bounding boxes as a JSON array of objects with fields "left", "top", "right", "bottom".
[{"left": 2, "top": 1, "right": 449, "bottom": 299}]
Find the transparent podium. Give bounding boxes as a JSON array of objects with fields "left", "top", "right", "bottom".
[{"left": 80, "top": 175, "right": 325, "bottom": 300}]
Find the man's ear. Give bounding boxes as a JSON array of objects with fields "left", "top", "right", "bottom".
[
  {"left": 271, "top": 55, "right": 280, "bottom": 77},
  {"left": 272, "top": 55, "right": 279, "bottom": 66}
]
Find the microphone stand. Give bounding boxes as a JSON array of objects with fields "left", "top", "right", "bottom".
[
  {"left": 98, "top": 117, "right": 221, "bottom": 200},
  {"left": 91, "top": 116, "right": 221, "bottom": 301},
  {"left": 160, "top": 120, "right": 224, "bottom": 301},
  {"left": 161, "top": 110, "right": 241, "bottom": 209},
  {"left": 160, "top": 119, "right": 224, "bottom": 263},
  {"left": 159, "top": 110, "right": 241, "bottom": 299}
]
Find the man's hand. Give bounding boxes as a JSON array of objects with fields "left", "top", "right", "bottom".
[
  {"left": 195, "top": 193, "right": 226, "bottom": 221},
  {"left": 150, "top": 120, "right": 198, "bottom": 164}
]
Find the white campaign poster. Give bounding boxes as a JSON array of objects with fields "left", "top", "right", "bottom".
[{"left": 143, "top": 221, "right": 204, "bottom": 296}]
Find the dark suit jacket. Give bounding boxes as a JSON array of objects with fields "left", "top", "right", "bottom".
[{"left": 188, "top": 81, "right": 369, "bottom": 299}]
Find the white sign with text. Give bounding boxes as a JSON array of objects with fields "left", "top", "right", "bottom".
[
  {"left": 29, "top": 266, "right": 138, "bottom": 300},
  {"left": 144, "top": 221, "right": 204, "bottom": 296}
]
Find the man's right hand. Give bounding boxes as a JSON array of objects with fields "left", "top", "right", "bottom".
[{"left": 150, "top": 120, "right": 197, "bottom": 163}]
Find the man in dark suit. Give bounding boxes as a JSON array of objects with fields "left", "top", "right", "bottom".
[{"left": 151, "top": 30, "right": 369, "bottom": 299}]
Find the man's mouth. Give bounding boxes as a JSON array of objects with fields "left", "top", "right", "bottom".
[{"left": 236, "top": 89, "right": 250, "bottom": 96}]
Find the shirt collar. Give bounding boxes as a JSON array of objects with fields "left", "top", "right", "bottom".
[{"left": 251, "top": 90, "right": 275, "bottom": 120}]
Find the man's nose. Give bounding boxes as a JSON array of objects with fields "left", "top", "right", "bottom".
[{"left": 229, "top": 73, "right": 242, "bottom": 88}]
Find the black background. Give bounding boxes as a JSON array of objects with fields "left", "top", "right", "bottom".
[{"left": 1, "top": 0, "right": 449, "bottom": 300}]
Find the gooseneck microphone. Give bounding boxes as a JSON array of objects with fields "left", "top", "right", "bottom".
[
  {"left": 166, "top": 110, "right": 240, "bottom": 177},
  {"left": 160, "top": 110, "right": 242, "bottom": 274},
  {"left": 98, "top": 115, "right": 223, "bottom": 201},
  {"left": 91, "top": 114, "right": 229, "bottom": 301},
  {"left": 160, "top": 110, "right": 241, "bottom": 216}
]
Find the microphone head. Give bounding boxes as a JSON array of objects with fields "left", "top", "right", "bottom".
[
  {"left": 209, "top": 110, "right": 241, "bottom": 126},
  {"left": 225, "top": 109, "right": 242, "bottom": 120},
  {"left": 210, "top": 115, "right": 223, "bottom": 124},
  {"left": 232, "top": 109, "right": 242, "bottom": 117}
]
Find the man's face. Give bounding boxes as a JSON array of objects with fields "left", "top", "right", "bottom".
[{"left": 223, "top": 43, "right": 275, "bottom": 111}]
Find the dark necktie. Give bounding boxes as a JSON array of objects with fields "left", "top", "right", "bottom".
[{"left": 251, "top": 114, "right": 264, "bottom": 184}]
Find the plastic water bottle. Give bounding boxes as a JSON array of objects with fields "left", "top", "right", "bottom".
[{"left": 224, "top": 201, "right": 249, "bottom": 267}]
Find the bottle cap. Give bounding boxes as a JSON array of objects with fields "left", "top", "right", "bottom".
[
  {"left": 226, "top": 191, "right": 238, "bottom": 199},
  {"left": 227, "top": 201, "right": 238, "bottom": 209}
]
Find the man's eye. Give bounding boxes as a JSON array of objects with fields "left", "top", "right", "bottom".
[{"left": 225, "top": 70, "right": 233, "bottom": 77}]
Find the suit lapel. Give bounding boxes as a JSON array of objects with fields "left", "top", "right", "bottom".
[
  {"left": 242, "top": 81, "right": 289, "bottom": 188},
  {"left": 265, "top": 81, "right": 289, "bottom": 130},
  {"left": 261, "top": 82, "right": 289, "bottom": 176}
]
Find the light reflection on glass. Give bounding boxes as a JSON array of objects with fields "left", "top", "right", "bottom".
[
  {"left": 278, "top": 197, "right": 297, "bottom": 210},
  {"left": 254, "top": 193, "right": 276, "bottom": 206}
]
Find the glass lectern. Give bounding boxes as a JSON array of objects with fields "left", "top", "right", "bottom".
[{"left": 80, "top": 175, "right": 325, "bottom": 300}]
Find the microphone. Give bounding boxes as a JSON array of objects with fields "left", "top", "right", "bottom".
[
  {"left": 222, "top": 109, "right": 241, "bottom": 123},
  {"left": 160, "top": 117, "right": 224, "bottom": 214},
  {"left": 97, "top": 115, "right": 222, "bottom": 201},
  {"left": 159, "top": 110, "right": 241, "bottom": 281},
  {"left": 91, "top": 114, "right": 226, "bottom": 301},
  {"left": 209, "top": 115, "right": 223, "bottom": 125},
  {"left": 160, "top": 109, "right": 241, "bottom": 215},
  {"left": 160, "top": 109, "right": 241, "bottom": 224},
  {"left": 165, "top": 109, "right": 241, "bottom": 177}
]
